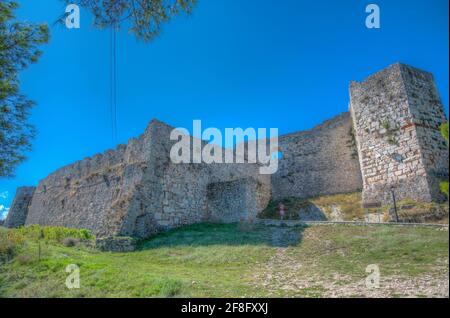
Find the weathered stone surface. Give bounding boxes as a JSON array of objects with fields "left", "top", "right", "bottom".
[
  {"left": 95, "top": 236, "right": 137, "bottom": 252},
  {"left": 4, "top": 186, "right": 35, "bottom": 228},
  {"left": 272, "top": 112, "right": 363, "bottom": 200},
  {"left": 207, "top": 176, "right": 271, "bottom": 222},
  {"left": 350, "top": 63, "right": 449, "bottom": 205},
  {"left": 17, "top": 120, "right": 271, "bottom": 238},
  {"left": 6, "top": 63, "right": 448, "bottom": 236}
]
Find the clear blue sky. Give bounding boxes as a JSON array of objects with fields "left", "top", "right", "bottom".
[{"left": 0, "top": 0, "right": 449, "bottom": 216}]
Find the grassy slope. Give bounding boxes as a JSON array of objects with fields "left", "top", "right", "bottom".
[{"left": 0, "top": 223, "right": 448, "bottom": 298}]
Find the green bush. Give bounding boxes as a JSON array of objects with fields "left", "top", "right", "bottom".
[
  {"left": 14, "top": 225, "right": 94, "bottom": 243},
  {"left": 1, "top": 226, "right": 94, "bottom": 263},
  {"left": 440, "top": 122, "right": 449, "bottom": 143},
  {"left": 440, "top": 181, "right": 449, "bottom": 198},
  {"left": 0, "top": 227, "right": 25, "bottom": 263},
  {"left": 439, "top": 122, "right": 449, "bottom": 199}
]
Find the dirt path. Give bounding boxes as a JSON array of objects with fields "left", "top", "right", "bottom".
[{"left": 254, "top": 228, "right": 449, "bottom": 298}]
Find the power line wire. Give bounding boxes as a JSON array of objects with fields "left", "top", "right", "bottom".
[{"left": 110, "top": 22, "right": 118, "bottom": 145}]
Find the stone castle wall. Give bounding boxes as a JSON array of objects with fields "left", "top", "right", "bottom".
[
  {"left": 5, "top": 63, "right": 448, "bottom": 236},
  {"left": 20, "top": 120, "right": 270, "bottom": 237},
  {"left": 350, "top": 63, "right": 448, "bottom": 205},
  {"left": 207, "top": 176, "right": 271, "bottom": 223},
  {"left": 25, "top": 128, "right": 150, "bottom": 236},
  {"left": 272, "top": 112, "right": 363, "bottom": 200},
  {"left": 118, "top": 122, "right": 271, "bottom": 237},
  {"left": 402, "top": 66, "right": 449, "bottom": 201},
  {"left": 4, "top": 186, "right": 35, "bottom": 228}
]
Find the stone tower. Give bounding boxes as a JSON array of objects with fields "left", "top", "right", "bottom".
[
  {"left": 350, "top": 63, "right": 449, "bottom": 206},
  {"left": 4, "top": 187, "right": 35, "bottom": 228}
]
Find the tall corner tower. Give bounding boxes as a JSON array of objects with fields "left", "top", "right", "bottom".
[{"left": 349, "top": 63, "right": 448, "bottom": 206}]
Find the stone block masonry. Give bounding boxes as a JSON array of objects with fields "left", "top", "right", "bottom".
[
  {"left": 4, "top": 186, "right": 35, "bottom": 228},
  {"left": 350, "top": 63, "right": 448, "bottom": 206},
  {"left": 207, "top": 177, "right": 271, "bottom": 223},
  {"left": 17, "top": 119, "right": 271, "bottom": 238},
  {"left": 5, "top": 63, "right": 448, "bottom": 237},
  {"left": 271, "top": 112, "right": 363, "bottom": 201}
]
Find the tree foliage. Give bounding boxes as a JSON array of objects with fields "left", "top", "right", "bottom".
[
  {"left": 0, "top": 1, "right": 49, "bottom": 177},
  {"left": 64, "top": 0, "right": 197, "bottom": 41}
]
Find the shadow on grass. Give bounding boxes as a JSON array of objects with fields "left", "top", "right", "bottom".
[
  {"left": 259, "top": 198, "right": 328, "bottom": 221},
  {"left": 138, "top": 223, "right": 306, "bottom": 250}
]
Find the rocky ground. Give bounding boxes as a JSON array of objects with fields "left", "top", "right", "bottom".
[
  {"left": 1, "top": 223, "right": 448, "bottom": 297},
  {"left": 253, "top": 226, "right": 449, "bottom": 298}
]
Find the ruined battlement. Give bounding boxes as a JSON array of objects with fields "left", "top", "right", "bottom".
[{"left": 5, "top": 63, "right": 449, "bottom": 237}]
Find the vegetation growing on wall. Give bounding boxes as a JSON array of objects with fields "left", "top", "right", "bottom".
[
  {"left": 440, "top": 122, "right": 449, "bottom": 198},
  {"left": 258, "top": 192, "right": 448, "bottom": 223},
  {"left": 379, "top": 120, "right": 399, "bottom": 145},
  {"left": 347, "top": 127, "right": 359, "bottom": 159}
]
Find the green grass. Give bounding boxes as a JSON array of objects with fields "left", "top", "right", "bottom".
[
  {"left": 0, "top": 223, "right": 448, "bottom": 297},
  {"left": 290, "top": 225, "right": 448, "bottom": 277}
]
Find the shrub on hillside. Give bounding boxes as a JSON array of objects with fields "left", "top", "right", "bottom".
[
  {"left": 0, "top": 228, "right": 25, "bottom": 263},
  {"left": 14, "top": 225, "right": 94, "bottom": 243},
  {"left": 1, "top": 226, "right": 94, "bottom": 263},
  {"left": 440, "top": 181, "right": 449, "bottom": 199},
  {"left": 440, "top": 122, "right": 449, "bottom": 143},
  {"left": 439, "top": 122, "right": 448, "bottom": 199}
]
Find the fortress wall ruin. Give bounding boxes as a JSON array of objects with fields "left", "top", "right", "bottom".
[
  {"left": 24, "top": 126, "right": 152, "bottom": 237},
  {"left": 137, "top": 123, "right": 271, "bottom": 234},
  {"left": 271, "top": 112, "right": 363, "bottom": 200},
  {"left": 349, "top": 63, "right": 448, "bottom": 205},
  {"left": 4, "top": 186, "right": 35, "bottom": 228},
  {"left": 401, "top": 66, "right": 449, "bottom": 201},
  {"left": 207, "top": 176, "right": 271, "bottom": 223},
  {"left": 20, "top": 119, "right": 270, "bottom": 237},
  {"left": 5, "top": 63, "right": 448, "bottom": 237}
]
